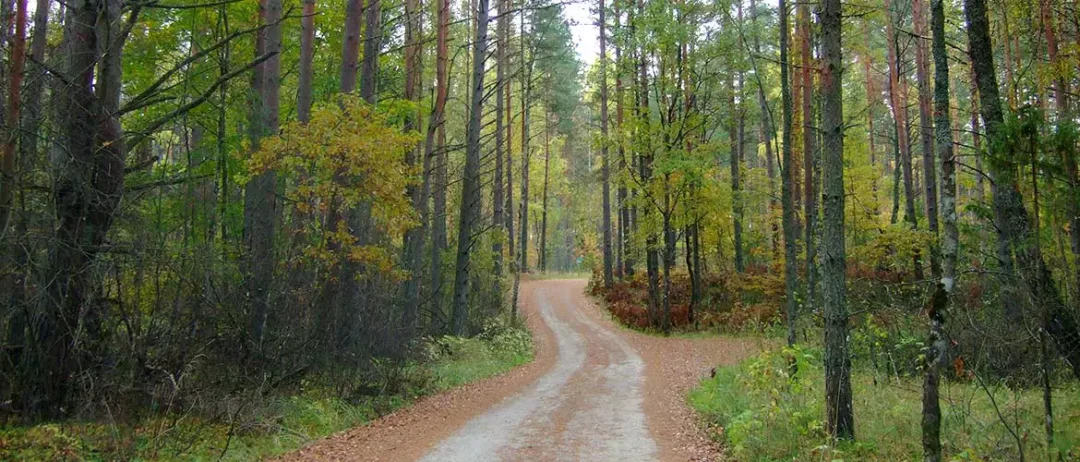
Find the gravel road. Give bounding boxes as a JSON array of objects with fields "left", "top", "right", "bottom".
[{"left": 277, "top": 279, "right": 762, "bottom": 462}]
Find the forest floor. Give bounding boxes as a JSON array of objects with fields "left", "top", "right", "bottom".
[{"left": 277, "top": 279, "right": 763, "bottom": 461}]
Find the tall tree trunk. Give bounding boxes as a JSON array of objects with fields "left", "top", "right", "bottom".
[
  {"left": 821, "top": 0, "right": 854, "bottom": 439},
  {"left": 493, "top": 0, "right": 507, "bottom": 280},
  {"left": 361, "top": 0, "right": 381, "bottom": 103},
  {"left": 298, "top": 0, "right": 315, "bottom": 124},
  {"left": 599, "top": 0, "right": 613, "bottom": 287},
  {"left": 751, "top": 0, "right": 779, "bottom": 260},
  {"left": 638, "top": 0, "right": 659, "bottom": 326},
  {"left": 966, "top": 0, "right": 1080, "bottom": 380},
  {"left": 922, "top": 2, "right": 954, "bottom": 459},
  {"left": 540, "top": 119, "right": 551, "bottom": 272},
  {"left": 426, "top": 0, "right": 450, "bottom": 330},
  {"left": 886, "top": 0, "right": 922, "bottom": 279},
  {"left": 800, "top": 0, "right": 815, "bottom": 307},
  {"left": 0, "top": 0, "right": 26, "bottom": 235},
  {"left": 244, "top": 0, "right": 281, "bottom": 350},
  {"left": 615, "top": 2, "right": 631, "bottom": 277},
  {"left": 779, "top": 0, "right": 798, "bottom": 351},
  {"left": 401, "top": 0, "right": 425, "bottom": 335},
  {"left": 914, "top": 0, "right": 941, "bottom": 279},
  {"left": 341, "top": 0, "right": 362, "bottom": 93},
  {"left": 731, "top": 71, "right": 745, "bottom": 273},
  {"left": 451, "top": 0, "right": 489, "bottom": 335}
]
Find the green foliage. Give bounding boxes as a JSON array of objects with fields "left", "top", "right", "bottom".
[
  {"left": 0, "top": 321, "right": 532, "bottom": 461},
  {"left": 690, "top": 347, "right": 1080, "bottom": 461}
]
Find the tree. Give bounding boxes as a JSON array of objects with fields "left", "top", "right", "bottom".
[
  {"left": 452, "top": 0, "right": 490, "bottom": 335},
  {"left": 600, "top": 0, "right": 614, "bottom": 287},
  {"left": 913, "top": 0, "right": 940, "bottom": 279},
  {"left": 779, "top": 0, "right": 798, "bottom": 351},
  {"left": 965, "top": 0, "right": 1080, "bottom": 380},
  {"left": 921, "top": 2, "right": 955, "bottom": 459},
  {"left": 820, "top": 0, "right": 854, "bottom": 439}
]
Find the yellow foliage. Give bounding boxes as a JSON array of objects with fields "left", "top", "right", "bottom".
[{"left": 249, "top": 95, "right": 423, "bottom": 271}]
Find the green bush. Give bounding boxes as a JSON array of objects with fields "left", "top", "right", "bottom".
[{"left": 689, "top": 346, "right": 1080, "bottom": 461}]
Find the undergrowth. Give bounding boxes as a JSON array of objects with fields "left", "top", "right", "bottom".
[
  {"left": 0, "top": 319, "right": 533, "bottom": 461},
  {"left": 689, "top": 346, "right": 1080, "bottom": 461}
]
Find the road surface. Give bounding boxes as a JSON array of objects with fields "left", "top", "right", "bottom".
[{"left": 279, "top": 279, "right": 761, "bottom": 461}]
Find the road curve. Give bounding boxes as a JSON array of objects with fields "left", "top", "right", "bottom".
[{"left": 278, "top": 279, "right": 762, "bottom": 462}]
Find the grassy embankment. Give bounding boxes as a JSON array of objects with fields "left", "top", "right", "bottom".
[{"left": 1, "top": 321, "right": 532, "bottom": 461}]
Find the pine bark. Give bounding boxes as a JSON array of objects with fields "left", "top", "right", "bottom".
[
  {"left": 451, "top": 0, "right": 489, "bottom": 335},
  {"left": 401, "top": 0, "right": 425, "bottom": 335},
  {"left": 426, "top": 0, "right": 450, "bottom": 329},
  {"left": 779, "top": 0, "right": 797, "bottom": 350},
  {"left": 600, "top": 0, "right": 613, "bottom": 287},
  {"left": 821, "top": 0, "right": 854, "bottom": 439},
  {"left": 913, "top": 0, "right": 941, "bottom": 279},
  {"left": 799, "top": 0, "right": 815, "bottom": 307}
]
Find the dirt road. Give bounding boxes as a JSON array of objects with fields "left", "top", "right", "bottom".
[{"left": 279, "top": 279, "right": 761, "bottom": 461}]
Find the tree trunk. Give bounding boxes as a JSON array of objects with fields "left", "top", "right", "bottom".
[
  {"left": 361, "top": 0, "right": 381, "bottom": 103},
  {"left": 922, "top": 2, "right": 955, "bottom": 459},
  {"left": 244, "top": 0, "right": 281, "bottom": 350},
  {"left": 779, "top": 0, "right": 798, "bottom": 351},
  {"left": 966, "top": 0, "right": 1080, "bottom": 380},
  {"left": 401, "top": 0, "right": 425, "bottom": 335},
  {"left": 298, "top": 0, "right": 315, "bottom": 124},
  {"left": 599, "top": 0, "right": 613, "bottom": 287},
  {"left": 800, "top": 0, "right": 815, "bottom": 308},
  {"left": 821, "top": 0, "right": 854, "bottom": 439},
  {"left": 540, "top": 119, "right": 551, "bottom": 272},
  {"left": 615, "top": 3, "right": 631, "bottom": 278},
  {"left": 493, "top": 0, "right": 507, "bottom": 280},
  {"left": 451, "top": 0, "right": 489, "bottom": 335},
  {"left": 341, "top": 0, "right": 362, "bottom": 93},
  {"left": 426, "top": 0, "right": 450, "bottom": 330},
  {"left": 731, "top": 71, "right": 745, "bottom": 273},
  {"left": 886, "top": 0, "right": 922, "bottom": 280},
  {"left": 913, "top": 0, "right": 940, "bottom": 279},
  {"left": 0, "top": 0, "right": 26, "bottom": 235}
]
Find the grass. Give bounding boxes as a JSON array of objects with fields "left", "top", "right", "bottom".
[
  {"left": 688, "top": 346, "right": 1080, "bottom": 461},
  {"left": 0, "top": 323, "right": 533, "bottom": 461}
]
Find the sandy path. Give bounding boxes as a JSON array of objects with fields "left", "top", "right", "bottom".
[{"left": 277, "top": 279, "right": 761, "bottom": 462}]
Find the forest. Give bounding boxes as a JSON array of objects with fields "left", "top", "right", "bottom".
[{"left": 0, "top": 0, "right": 1077, "bottom": 459}]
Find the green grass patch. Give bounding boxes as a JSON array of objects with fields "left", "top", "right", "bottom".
[
  {"left": 1, "top": 322, "right": 533, "bottom": 461},
  {"left": 689, "top": 346, "right": 1080, "bottom": 461}
]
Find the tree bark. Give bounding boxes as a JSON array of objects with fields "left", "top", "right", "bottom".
[
  {"left": 599, "top": 0, "right": 613, "bottom": 287},
  {"left": 426, "top": 0, "right": 450, "bottom": 330},
  {"left": 244, "top": 0, "right": 281, "bottom": 350},
  {"left": 799, "top": 0, "right": 815, "bottom": 308},
  {"left": 885, "top": 0, "right": 922, "bottom": 280},
  {"left": 779, "top": 0, "right": 798, "bottom": 350},
  {"left": 0, "top": 0, "right": 26, "bottom": 235},
  {"left": 341, "top": 0, "right": 362, "bottom": 93},
  {"left": 540, "top": 118, "right": 551, "bottom": 272},
  {"left": 922, "top": 2, "right": 955, "bottom": 459},
  {"left": 821, "top": 0, "right": 854, "bottom": 439},
  {"left": 401, "top": 0, "right": 425, "bottom": 335},
  {"left": 361, "top": 0, "right": 381, "bottom": 103},
  {"left": 913, "top": 0, "right": 941, "bottom": 279},
  {"left": 451, "top": 0, "right": 489, "bottom": 335}
]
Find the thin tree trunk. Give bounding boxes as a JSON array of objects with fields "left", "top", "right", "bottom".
[
  {"left": 540, "top": 118, "right": 551, "bottom": 272},
  {"left": 599, "top": 0, "right": 613, "bottom": 287},
  {"left": 821, "top": 0, "right": 854, "bottom": 439},
  {"left": 451, "top": 0, "right": 489, "bottom": 335},
  {"left": 0, "top": 0, "right": 26, "bottom": 235},
  {"left": 244, "top": 0, "right": 281, "bottom": 350},
  {"left": 426, "top": 0, "right": 450, "bottom": 331},
  {"left": 401, "top": 0, "right": 425, "bottom": 335},
  {"left": 800, "top": 0, "right": 815, "bottom": 307},
  {"left": 731, "top": 71, "right": 745, "bottom": 273},
  {"left": 361, "top": 0, "right": 381, "bottom": 103},
  {"left": 922, "top": 2, "right": 955, "bottom": 459},
  {"left": 298, "top": 0, "right": 314, "bottom": 124},
  {"left": 779, "top": 0, "right": 798, "bottom": 351},
  {"left": 914, "top": 0, "right": 940, "bottom": 279},
  {"left": 493, "top": 0, "right": 506, "bottom": 280},
  {"left": 886, "top": 0, "right": 922, "bottom": 279}
]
